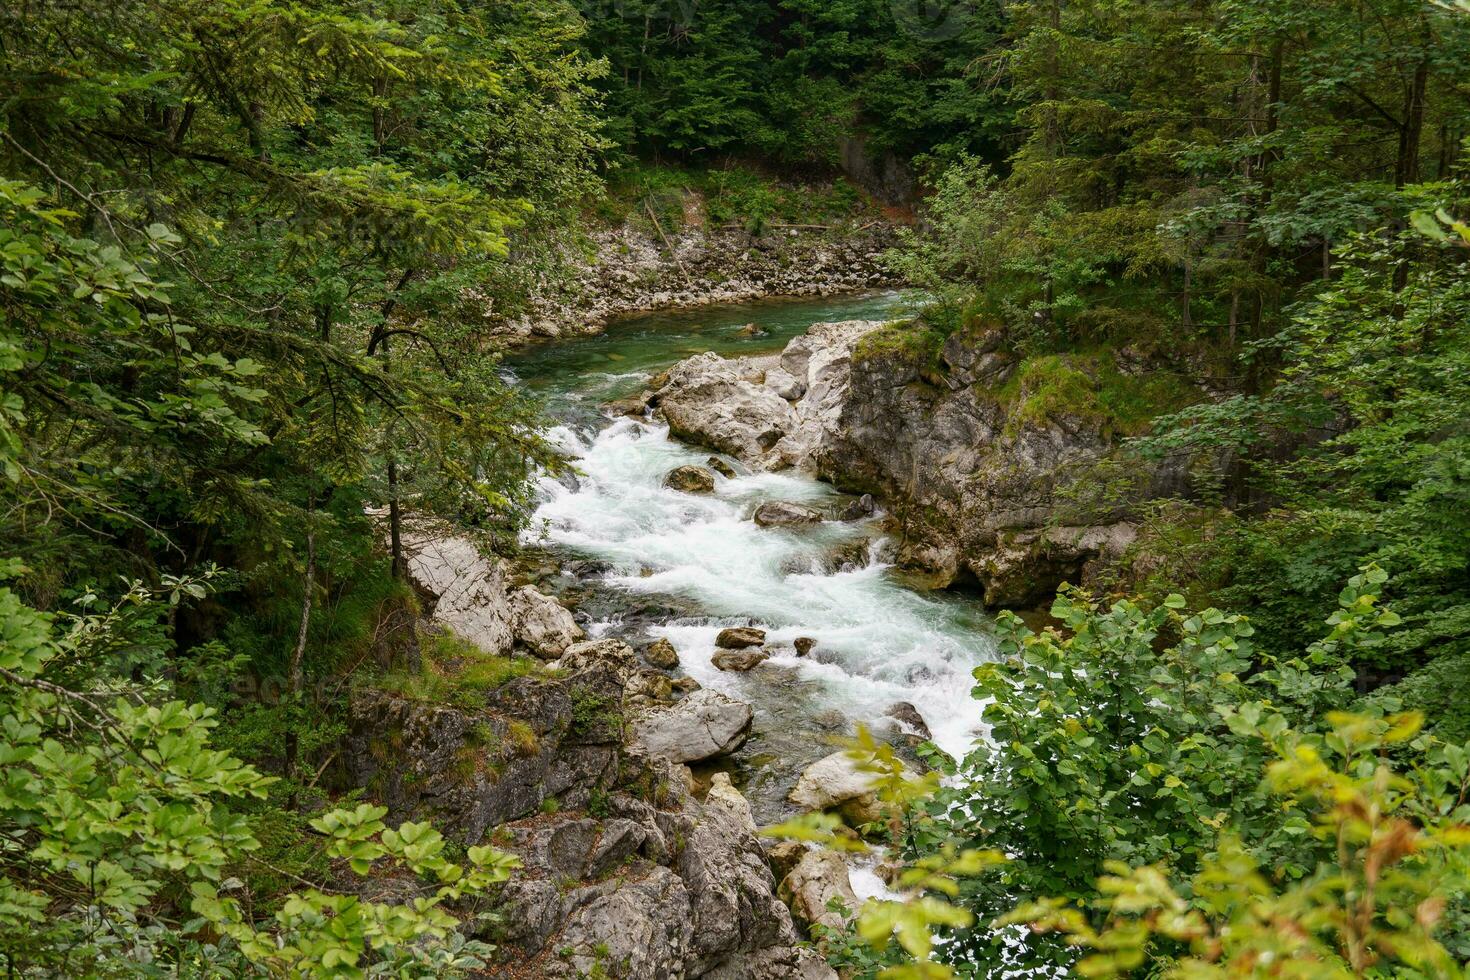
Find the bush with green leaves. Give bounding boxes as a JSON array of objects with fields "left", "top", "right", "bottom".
[
  {"left": 1007, "top": 710, "right": 1470, "bottom": 977},
  {"left": 0, "top": 574, "right": 517, "bottom": 977},
  {"left": 775, "top": 568, "right": 1449, "bottom": 979}
]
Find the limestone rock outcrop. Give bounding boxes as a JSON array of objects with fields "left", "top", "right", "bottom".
[
  {"left": 652, "top": 320, "right": 1210, "bottom": 607},
  {"left": 629, "top": 689, "right": 755, "bottom": 764},
  {"left": 401, "top": 524, "right": 583, "bottom": 656}
]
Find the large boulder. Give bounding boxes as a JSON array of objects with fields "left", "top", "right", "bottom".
[
  {"left": 753, "top": 501, "right": 823, "bottom": 528},
  {"left": 402, "top": 529, "right": 516, "bottom": 654},
  {"left": 402, "top": 524, "right": 585, "bottom": 657},
  {"left": 789, "top": 751, "right": 881, "bottom": 824},
  {"left": 664, "top": 465, "right": 717, "bottom": 494},
  {"left": 630, "top": 689, "right": 754, "bottom": 763},
  {"left": 883, "top": 701, "right": 933, "bottom": 741},
  {"left": 716, "top": 626, "right": 767, "bottom": 649},
  {"left": 706, "top": 456, "right": 738, "bottom": 479},
  {"left": 507, "top": 586, "right": 584, "bottom": 660},
  {"left": 656, "top": 353, "right": 800, "bottom": 464},
  {"left": 780, "top": 848, "right": 860, "bottom": 934},
  {"left": 652, "top": 321, "right": 883, "bottom": 475}
]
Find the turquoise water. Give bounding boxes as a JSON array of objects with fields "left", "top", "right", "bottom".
[{"left": 507, "top": 290, "right": 923, "bottom": 424}]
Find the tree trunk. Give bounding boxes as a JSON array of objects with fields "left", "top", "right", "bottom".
[
  {"left": 1395, "top": 57, "right": 1429, "bottom": 190},
  {"left": 388, "top": 457, "right": 405, "bottom": 580},
  {"left": 1392, "top": 54, "right": 1430, "bottom": 297},
  {"left": 285, "top": 523, "right": 314, "bottom": 810},
  {"left": 1181, "top": 256, "right": 1193, "bottom": 330}
]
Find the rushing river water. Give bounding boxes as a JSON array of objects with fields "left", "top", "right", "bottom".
[{"left": 507, "top": 292, "right": 998, "bottom": 823}]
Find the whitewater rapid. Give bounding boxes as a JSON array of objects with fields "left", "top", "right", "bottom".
[{"left": 527, "top": 416, "right": 996, "bottom": 772}]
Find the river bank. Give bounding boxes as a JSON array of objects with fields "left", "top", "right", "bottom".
[{"left": 491, "top": 218, "right": 903, "bottom": 345}]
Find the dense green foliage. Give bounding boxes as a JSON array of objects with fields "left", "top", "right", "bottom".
[
  {"left": 779, "top": 576, "right": 1470, "bottom": 978},
  {"left": 0, "top": 0, "right": 604, "bottom": 972},
  {"left": 890, "top": 0, "right": 1470, "bottom": 727},
  {"left": 581, "top": 0, "right": 1011, "bottom": 168}
]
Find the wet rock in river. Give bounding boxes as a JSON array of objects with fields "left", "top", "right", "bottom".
[
  {"left": 839, "top": 493, "right": 876, "bottom": 521},
  {"left": 625, "top": 670, "right": 674, "bottom": 702},
  {"left": 670, "top": 676, "right": 701, "bottom": 695},
  {"left": 883, "top": 701, "right": 933, "bottom": 741},
  {"left": 605, "top": 392, "right": 651, "bottom": 417},
  {"left": 793, "top": 637, "right": 817, "bottom": 657},
  {"left": 753, "top": 500, "right": 823, "bottom": 528},
  {"left": 712, "top": 648, "right": 771, "bottom": 672},
  {"left": 706, "top": 455, "right": 738, "bottom": 479},
  {"left": 630, "top": 689, "right": 753, "bottom": 763},
  {"left": 664, "top": 464, "right": 716, "bottom": 494},
  {"left": 716, "top": 626, "right": 767, "bottom": 649},
  {"left": 643, "top": 636, "right": 680, "bottom": 669},
  {"left": 657, "top": 352, "right": 800, "bottom": 462},
  {"left": 820, "top": 537, "right": 870, "bottom": 573}
]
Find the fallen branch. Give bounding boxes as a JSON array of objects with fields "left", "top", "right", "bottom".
[{"left": 644, "top": 199, "right": 694, "bottom": 287}]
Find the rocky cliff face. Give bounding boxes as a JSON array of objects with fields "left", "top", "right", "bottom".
[
  {"left": 347, "top": 528, "right": 833, "bottom": 978},
  {"left": 646, "top": 322, "right": 1208, "bottom": 608},
  {"left": 495, "top": 223, "right": 900, "bottom": 344}
]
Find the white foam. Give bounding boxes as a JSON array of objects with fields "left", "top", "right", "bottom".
[{"left": 525, "top": 418, "right": 995, "bottom": 765}]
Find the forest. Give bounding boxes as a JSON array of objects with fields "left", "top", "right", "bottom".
[{"left": 0, "top": 0, "right": 1468, "bottom": 977}]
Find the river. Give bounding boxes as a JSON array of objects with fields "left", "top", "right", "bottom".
[{"left": 506, "top": 292, "right": 998, "bottom": 824}]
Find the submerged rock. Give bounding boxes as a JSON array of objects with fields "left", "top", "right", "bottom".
[
  {"left": 626, "top": 670, "right": 674, "bottom": 702},
  {"left": 884, "top": 701, "right": 933, "bottom": 740},
  {"left": 715, "top": 626, "right": 766, "bottom": 649},
  {"left": 664, "top": 464, "right": 717, "bottom": 494},
  {"left": 753, "top": 501, "right": 823, "bottom": 528},
  {"left": 630, "top": 689, "right": 754, "bottom": 763},
  {"left": 644, "top": 637, "right": 681, "bottom": 669},
  {"left": 712, "top": 649, "right": 771, "bottom": 672}
]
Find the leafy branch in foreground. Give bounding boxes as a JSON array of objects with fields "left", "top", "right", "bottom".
[{"left": 1006, "top": 711, "right": 1470, "bottom": 978}]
